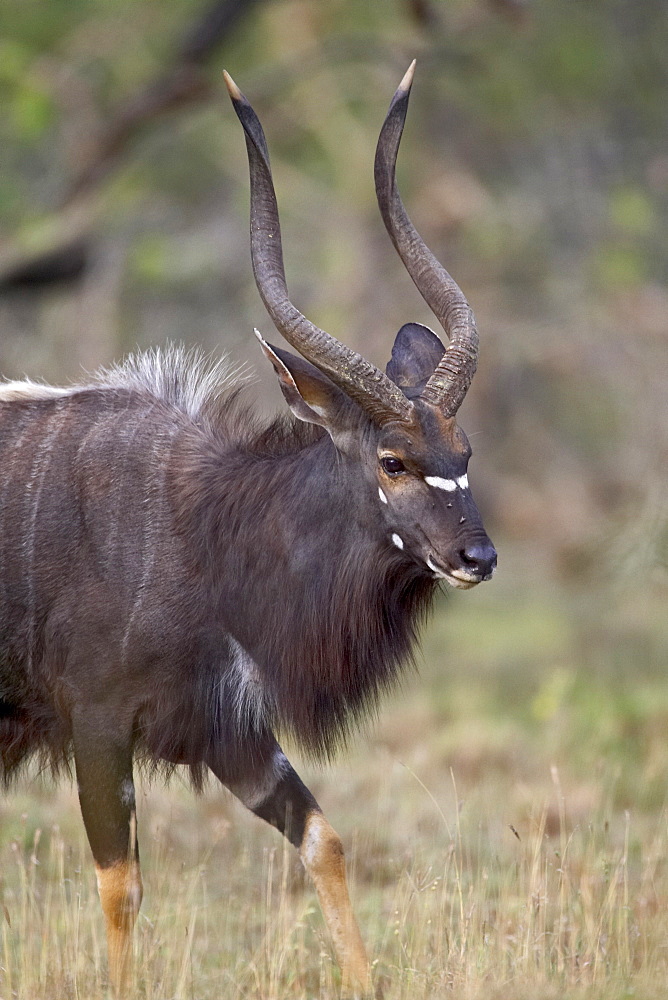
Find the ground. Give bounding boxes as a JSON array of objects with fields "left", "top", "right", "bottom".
[{"left": 0, "top": 555, "right": 666, "bottom": 999}]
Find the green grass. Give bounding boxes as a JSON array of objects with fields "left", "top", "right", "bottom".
[{"left": 0, "top": 561, "right": 666, "bottom": 998}]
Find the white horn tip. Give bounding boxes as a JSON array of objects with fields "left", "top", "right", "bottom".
[
  {"left": 223, "top": 70, "right": 242, "bottom": 101},
  {"left": 399, "top": 59, "right": 417, "bottom": 94}
]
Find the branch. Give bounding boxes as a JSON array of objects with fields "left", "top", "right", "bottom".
[
  {"left": 66, "top": 0, "right": 261, "bottom": 203},
  {"left": 0, "top": 0, "right": 260, "bottom": 293}
]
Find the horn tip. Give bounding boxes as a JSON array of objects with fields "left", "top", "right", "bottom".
[
  {"left": 223, "top": 69, "right": 243, "bottom": 103},
  {"left": 398, "top": 59, "right": 417, "bottom": 94}
]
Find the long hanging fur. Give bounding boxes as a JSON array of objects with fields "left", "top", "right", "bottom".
[{"left": 0, "top": 347, "right": 437, "bottom": 787}]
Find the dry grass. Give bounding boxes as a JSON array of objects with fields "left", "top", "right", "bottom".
[
  {"left": 1, "top": 753, "right": 668, "bottom": 998},
  {"left": 1, "top": 772, "right": 668, "bottom": 1000},
  {"left": 0, "top": 565, "right": 666, "bottom": 999}
]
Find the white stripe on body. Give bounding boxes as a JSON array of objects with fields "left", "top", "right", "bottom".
[
  {"left": 24, "top": 405, "right": 68, "bottom": 671},
  {"left": 101, "top": 397, "right": 146, "bottom": 568},
  {"left": 0, "top": 419, "right": 38, "bottom": 607},
  {"left": 120, "top": 422, "right": 179, "bottom": 664}
]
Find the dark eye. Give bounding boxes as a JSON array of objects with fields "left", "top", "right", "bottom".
[{"left": 380, "top": 456, "right": 406, "bottom": 476}]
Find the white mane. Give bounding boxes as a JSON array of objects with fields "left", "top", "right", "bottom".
[{"left": 0, "top": 345, "right": 250, "bottom": 420}]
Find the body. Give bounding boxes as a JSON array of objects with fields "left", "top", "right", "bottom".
[
  {"left": 0, "top": 66, "right": 497, "bottom": 997},
  {"left": 0, "top": 358, "right": 437, "bottom": 996},
  {"left": 0, "top": 360, "right": 435, "bottom": 785}
]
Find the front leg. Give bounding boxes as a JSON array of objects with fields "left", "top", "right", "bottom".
[
  {"left": 210, "top": 746, "right": 373, "bottom": 998},
  {"left": 72, "top": 709, "right": 142, "bottom": 996},
  {"left": 298, "top": 809, "right": 373, "bottom": 999}
]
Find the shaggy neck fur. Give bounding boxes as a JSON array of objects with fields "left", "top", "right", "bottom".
[{"left": 175, "top": 411, "right": 437, "bottom": 760}]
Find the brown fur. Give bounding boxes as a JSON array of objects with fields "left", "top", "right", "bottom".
[{"left": 0, "top": 351, "right": 436, "bottom": 791}]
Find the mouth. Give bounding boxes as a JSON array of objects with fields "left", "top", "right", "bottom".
[{"left": 426, "top": 555, "right": 491, "bottom": 589}]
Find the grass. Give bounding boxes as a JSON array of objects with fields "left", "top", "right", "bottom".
[{"left": 0, "top": 559, "right": 666, "bottom": 998}]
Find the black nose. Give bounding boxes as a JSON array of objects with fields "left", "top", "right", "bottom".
[{"left": 460, "top": 540, "right": 497, "bottom": 579}]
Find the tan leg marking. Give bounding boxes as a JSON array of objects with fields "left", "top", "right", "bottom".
[
  {"left": 95, "top": 859, "right": 143, "bottom": 996},
  {"left": 300, "top": 811, "right": 373, "bottom": 998}
]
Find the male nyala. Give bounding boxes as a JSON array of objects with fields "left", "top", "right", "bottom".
[{"left": 0, "top": 63, "right": 495, "bottom": 996}]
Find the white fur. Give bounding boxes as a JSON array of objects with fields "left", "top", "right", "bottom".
[
  {"left": 229, "top": 746, "right": 290, "bottom": 810},
  {"left": 378, "top": 487, "right": 388, "bottom": 504},
  {"left": 121, "top": 426, "right": 177, "bottom": 664},
  {"left": 426, "top": 555, "right": 477, "bottom": 589},
  {"left": 0, "top": 347, "right": 248, "bottom": 421},
  {"left": 93, "top": 345, "right": 248, "bottom": 419},
  {"left": 229, "top": 637, "right": 270, "bottom": 734},
  {"left": 24, "top": 410, "right": 68, "bottom": 671},
  {"left": 424, "top": 475, "right": 457, "bottom": 491},
  {"left": 0, "top": 381, "right": 71, "bottom": 402},
  {"left": 456, "top": 474, "right": 469, "bottom": 489},
  {"left": 391, "top": 533, "right": 404, "bottom": 550}
]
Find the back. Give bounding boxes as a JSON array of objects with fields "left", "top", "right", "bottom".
[
  {"left": 0, "top": 388, "right": 180, "bottom": 683},
  {"left": 0, "top": 352, "right": 245, "bottom": 781}
]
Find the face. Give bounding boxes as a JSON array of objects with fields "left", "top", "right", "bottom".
[
  {"left": 258, "top": 333, "right": 496, "bottom": 588},
  {"left": 373, "top": 400, "right": 496, "bottom": 588}
]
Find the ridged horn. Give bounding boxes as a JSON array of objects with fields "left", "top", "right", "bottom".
[
  {"left": 224, "top": 71, "right": 414, "bottom": 426},
  {"left": 374, "top": 61, "right": 479, "bottom": 417}
]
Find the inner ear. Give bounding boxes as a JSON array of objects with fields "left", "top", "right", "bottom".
[
  {"left": 386, "top": 322, "right": 446, "bottom": 397},
  {"left": 256, "top": 333, "right": 361, "bottom": 450}
]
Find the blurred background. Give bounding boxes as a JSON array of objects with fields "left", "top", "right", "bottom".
[{"left": 0, "top": 2, "right": 666, "bottom": 993}]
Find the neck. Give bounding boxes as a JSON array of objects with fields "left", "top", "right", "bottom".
[{"left": 176, "top": 420, "right": 436, "bottom": 758}]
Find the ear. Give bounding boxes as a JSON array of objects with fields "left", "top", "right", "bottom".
[
  {"left": 385, "top": 322, "right": 446, "bottom": 397},
  {"left": 255, "top": 331, "right": 361, "bottom": 451}
]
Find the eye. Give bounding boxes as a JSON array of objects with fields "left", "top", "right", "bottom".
[{"left": 380, "top": 456, "right": 406, "bottom": 476}]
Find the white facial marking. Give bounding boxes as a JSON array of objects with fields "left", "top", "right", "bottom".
[
  {"left": 426, "top": 555, "right": 443, "bottom": 577},
  {"left": 456, "top": 474, "right": 469, "bottom": 489},
  {"left": 426, "top": 555, "right": 478, "bottom": 590},
  {"left": 378, "top": 487, "right": 388, "bottom": 504},
  {"left": 424, "top": 475, "right": 457, "bottom": 491},
  {"left": 391, "top": 533, "right": 404, "bottom": 550},
  {"left": 451, "top": 568, "right": 479, "bottom": 582}
]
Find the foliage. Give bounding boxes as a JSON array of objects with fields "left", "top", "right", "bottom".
[{"left": 0, "top": 1, "right": 665, "bottom": 996}]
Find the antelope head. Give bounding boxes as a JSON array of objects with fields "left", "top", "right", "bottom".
[{"left": 225, "top": 63, "right": 497, "bottom": 589}]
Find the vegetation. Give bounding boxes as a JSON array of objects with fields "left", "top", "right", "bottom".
[
  {"left": 1, "top": 574, "right": 667, "bottom": 998},
  {"left": 0, "top": 0, "right": 665, "bottom": 997}
]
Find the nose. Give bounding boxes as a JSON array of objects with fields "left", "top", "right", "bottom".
[{"left": 460, "top": 540, "right": 497, "bottom": 579}]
